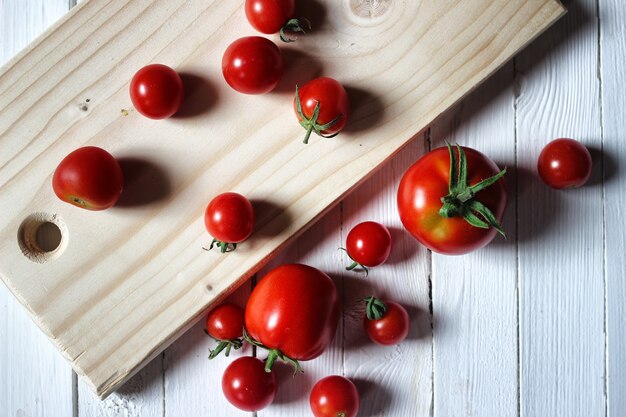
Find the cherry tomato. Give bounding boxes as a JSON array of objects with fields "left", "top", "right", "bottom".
[
  {"left": 537, "top": 138, "right": 592, "bottom": 189},
  {"left": 206, "top": 303, "right": 244, "bottom": 359},
  {"left": 204, "top": 192, "right": 255, "bottom": 253},
  {"left": 397, "top": 144, "right": 507, "bottom": 255},
  {"left": 222, "top": 36, "right": 283, "bottom": 94},
  {"left": 310, "top": 375, "right": 360, "bottom": 417},
  {"left": 245, "top": 0, "right": 309, "bottom": 42},
  {"left": 294, "top": 77, "right": 349, "bottom": 144},
  {"left": 363, "top": 297, "right": 409, "bottom": 346},
  {"left": 222, "top": 356, "right": 276, "bottom": 412},
  {"left": 129, "top": 64, "right": 184, "bottom": 119},
  {"left": 52, "top": 146, "right": 123, "bottom": 211},
  {"left": 244, "top": 264, "right": 340, "bottom": 372},
  {"left": 344, "top": 221, "right": 391, "bottom": 274}
]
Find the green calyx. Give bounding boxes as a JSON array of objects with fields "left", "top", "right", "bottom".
[
  {"left": 364, "top": 296, "right": 387, "bottom": 320},
  {"left": 204, "top": 329, "right": 243, "bottom": 360},
  {"left": 439, "top": 143, "right": 506, "bottom": 237},
  {"left": 279, "top": 18, "right": 311, "bottom": 43},
  {"left": 203, "top": 238, "right": 237, "bottom": 253},
  {"left": 295, "top": 84, "right": 342, "bottom": 144},
  {"left": 242, "top": 328, "right": 303, "bottom": 375},
  {"left": 339, "top": 247, "right": 369, "bottom": 276}
]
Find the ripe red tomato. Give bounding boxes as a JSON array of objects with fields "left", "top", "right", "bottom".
[
  {"left": 52, "top": 146, "right": 123, "bottom": 211},
  {"left": 204, "top": 192, "right": 255, "bottom": 253},
  {"left": 205, "top": 303, "right": 245, "bottom": 359},
  {"left": 222, "top": 356, "right": 276, "bottom": 412},
  {"left": 222, "top": 36, "right": 283, "bottom": 94},
  {"left": 310, "top": 375, "right": 360, "bottom": 417},
  {"left": 537, "top": 138, "right": 592, "bottom": 189},
  {"left": 363, "top": 297, "right": 409, "bottom": 346},
  {"left": 244, "top": 264, "right": 340, "bottom": 372},
  {"left": 245, "top": 0, "right": 309, "bottom": 42},
  {"left": 344, "top": 221, "right": 392, "bottom": 274},
  {"left": 294, "top": 77, "right": 349, "bottom": 144},
  {"left": 129, "top": 64, "right": 184, "bottom": 119},
  {"left": 397, "top": 145, "right": 507, "bottom": 255}
]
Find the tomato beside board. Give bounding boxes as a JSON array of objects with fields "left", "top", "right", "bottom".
[
  {"left": 222, "top": 36, "right": 283, "bottom": 94},
  {"left": 397, "top": 145, "right": 507, "bottom": 255},
  {"left": 344, "top": 221, "right": 392, "bottom": 274},
  {"left": 222, "top": 356, "right": 276, "bottom": 411},
  {"left": 310, "top": 375, "right": 360, "bottom": 417},
  {"left": 244, "top": 264, "right": 340, "bottom": 371},
  {"left": 363, "top": 297, "right": 410, "bottom": 346},
  {"left": 205, "top": 303, "right": 245, "bottom": 359},
  {"left": 52, "top": 146, "right": 124, "bottom": 211},
  {"left": 129, "top": 64, "right": 185, "bottom": 119},
  {"left": 537, "top": 138, "right": 592, "bottom": 189}
]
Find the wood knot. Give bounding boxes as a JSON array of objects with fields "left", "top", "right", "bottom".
[{"left": 349, "top": 0, "right": 392, "bottom": 19}]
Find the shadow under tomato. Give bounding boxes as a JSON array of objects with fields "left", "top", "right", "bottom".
[
  {"left": 273, "top": 48, "right": 325, "bottom": 95},
  {"left": 294, "top": 0, "right": 327, "bottom": 34},
  {"left": 250, "top": 199, "right": 293, "bottom": 238},
  {"left": 341, "top": 85, "right": 385, "bottom": 135},
  {"left": 115, "top": 157, "right": 171, "bottom": 207},
  {"left": 268, "top": 360, "right": 313, "bottom": 405},
  {"left": 350, "top": 378, "right": 392, "bottom": 417},
  {"left": 586, "top": 145, "right": 617, "bottom": 187},
  {"left": 172, "top": 72, "right": 219, "bottom": 119}
]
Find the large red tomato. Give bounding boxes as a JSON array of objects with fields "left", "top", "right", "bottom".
[
  {"left": 244, "top": 264, "right": 340, "bottom": 371},
  {"left": 52, "top": 146, "right": 123, "bottom": 211},
  {"left": 397, "top": 145, "right": 507, "bottom": 255}
]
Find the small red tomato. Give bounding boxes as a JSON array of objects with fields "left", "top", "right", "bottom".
[
  {"left": 310, "top": 375, "right": 359, "bottom": 417},
  {"left": 129, "top": 64, "right": 184, "bottom": 119},
  {"left": 344, "top": 221, "right": 392, "bottom": 274},
  {"left": 363, "top": 297, "right": 409, "bottom": 346},
  {"left": 206, "top": 303, "right": 245, "bottom": 359},
  {"left": 52, "top": 146, "right": 123, "bottom": 211},
  {"left": 294, "top": 77, "right": 349, "bottom": 144},
  {"left": 537, "top": 138, "right": 592, "bottom": 189},
  {"left": 222, "top": 36, "right": 283, "bottom": 94},
  {"left": 204, "top": 192, "right": 255, "bottom": 253},
  {"left": 222, "top": 356, "right": 276, "bottom": 412},
  {"left": 245, "top": 0, "right": 309, "bottom": 42}
]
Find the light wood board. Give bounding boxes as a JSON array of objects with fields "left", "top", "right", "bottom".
[{"left": 0, "top": 0, "right": 564, "bottom": 398}]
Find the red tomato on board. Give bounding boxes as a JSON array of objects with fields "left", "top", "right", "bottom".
[
  {"left": 222, "top": 36, "right": 283, "bottom": 94},
  {"left": 345, "top": 221, "right": 392, "bottom": 273},
  {"left": 397, "top": 145, "right": 507, "bottom": 255},
  {"left": 204, "top": 192, "right": 255, "bottom": 252},
  {"left": 363, "top": 297, "right": 410, "bottom": 346},
  {"left": 244, "top": 264, "right": 340, "bottom": 371},
  {"left": 129, "top": 64, "right": 184, "bottom": 119},
  {"left": 310, "top": 375, "right": 360, "bottom": 417},
  {"left": 537, "top": 138, "right": 592, "bottom": 189},
  {"left": 245, "top": 0, "right": 309, "bottom": 42},
  {"left": 206, "top": 303, "right": 245, "bottom": 359},
  {"left": 222, "top": 356, "right": 276, "bottom": 412},
  {"left": 294, "top": 77, "right": 349, "bottom": 144},
  {"left": 52, "top": 146, "right": 123, "bottom": 211}
]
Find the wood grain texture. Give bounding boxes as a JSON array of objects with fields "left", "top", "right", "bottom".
[
  {"left": 0, "top": 2, "right": 75, "bottom": 417},
  {"left": 0, "top": 0, "right": 565, "bottom": 397},
  {"left": 598, "top": 1, "right": 626, "bottom": 415},
  {"left": 431, "top": 64, "right": 519, "bottom": 417},
  {"left": 516, "top": 0, "right": 605, "bottom": 415}
]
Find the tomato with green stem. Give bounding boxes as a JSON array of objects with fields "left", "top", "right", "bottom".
[
  {"left": 537, "top": 138, "right": 592, "bottom": 189},
  {"left": 341, "top": 221, "right": 392, "bottom": 275},
  {"left": 205, "top": 303, "right": 244, "bottom": 359},
  {"left": 245, "top": 0, "right": 310, "bottom": 42},
  {"left": 222, "top": 36, "right": 282, "bottom": 94},
  {"left": 129, "top": 64, "right": 184, "bottom": 119},
  {"left": 294, "top": 77, "right": 349, "bottom": 144},
  {"left": 397, "top": 144, "right": 507, "bottom": 255},
  {"left": 244, "top": 264, "right": 340, "bottom": 373},
  {"left": 204, "top": 192, "right": 255, "bottom": 253},
  {"left": 310, "top": 375, "right": 360, "bottom": 417},
  {"left": 363, "top": 296, "right": 409, "bottom": 346},
  {"left": 222, "top": 356, "right": 276, "bottom": 411}
]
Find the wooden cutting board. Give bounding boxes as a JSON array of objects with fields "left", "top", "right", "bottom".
[{"left": 0, "top": 0, "right": 564, "bottom": 398}]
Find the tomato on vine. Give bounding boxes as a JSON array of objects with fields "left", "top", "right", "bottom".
[
  {"left": 397, "top": 144, "right": 507, "bottom": 255},
  {"left": 363, "top": 296, "right": 410, "bottom": 346},
  {"left": 222, "top": 36, "right": 283, "bottom": 94},
  {"left": 310, "top": 375, "right": 360, "bottom": 417},
  {"left": 222, "top": 356, "right": 276, "bottom": 411},
  {"left": 537, "top": 138, "right": 592, "bottom": 189},
  {"left": 294, "top": 77, "right": 349, "bottom": 144},
  {"left": 129, "top": 64, "right": 184, "bottom": 119},
  {"left": 205, "top": 303, "right": 245, "bottom": 359},
  {"left": 204, "top": 192, "right": 255, "bottom": 253},
  {"left": 341, "top": 221, "right": 392, "bottom": 275},
  {"left": 245, "top": 0, "right": 310, "bottom": 42}
]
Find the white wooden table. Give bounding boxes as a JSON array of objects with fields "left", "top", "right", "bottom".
[{"left": 2, "top": 0, "right": 624, "bottom": 416}]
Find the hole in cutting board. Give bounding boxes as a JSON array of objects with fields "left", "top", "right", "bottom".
[{"left": 17, "top": 213, "right": 68, "bottom": 263}]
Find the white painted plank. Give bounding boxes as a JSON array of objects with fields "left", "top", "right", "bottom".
[
  {"left": 516, "top": 1, "right": 605, "bottom": 415},
  {"left": 599, "top": 1, "right": 626, "bottom": 415},
  {"left": 1, "top": 2, "right": 74, "bottom": 417},
  {"left": 430, "top": 64, "right": 519, "bottom": 417},
  {"left": 341, "top": 137, "right": 433, "bottom": 416}
]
